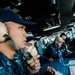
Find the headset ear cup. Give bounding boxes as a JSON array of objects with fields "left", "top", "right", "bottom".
[{"left": 0, "top": 22, "right": 8, "bottom": 42}]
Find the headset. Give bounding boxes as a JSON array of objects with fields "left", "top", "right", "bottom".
[
  {"left": 0, "top": 21, "right": 18, "bottom": 49},
  {"left": 0, "top": 21, "right": 8, "bottom": 42}
]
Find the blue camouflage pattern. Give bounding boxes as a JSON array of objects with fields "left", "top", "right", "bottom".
[{"left": 0, "top": 51, "right": 30, "bottom": 75}]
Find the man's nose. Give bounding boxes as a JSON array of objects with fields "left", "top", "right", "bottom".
[{"left": 23, "top": 31, "right": 28, "bottom": 38}]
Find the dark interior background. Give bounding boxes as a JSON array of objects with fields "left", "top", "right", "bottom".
[{"left": 0, "top": 0, "right": 75, "bottom": 36}]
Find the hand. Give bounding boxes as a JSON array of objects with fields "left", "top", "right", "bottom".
[
  {"left": 45, "top": 66, "right": 57, "bottom": 75},
  {"left": 26, "top": 55, "right": 41, "bottom": 74}
]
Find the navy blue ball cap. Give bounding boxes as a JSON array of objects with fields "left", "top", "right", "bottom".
[{"left": 0, "top": 8, "right": 36, "bottom": 26}]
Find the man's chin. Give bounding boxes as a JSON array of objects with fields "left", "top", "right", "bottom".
[{"left": 18, "top": 46, "right": 25, "bottom": 50}]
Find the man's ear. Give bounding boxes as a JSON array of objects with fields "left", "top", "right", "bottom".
[{"left": 0, "top": 22, "right": 8, "bottom": 42}]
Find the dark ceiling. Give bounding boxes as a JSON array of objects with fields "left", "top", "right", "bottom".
[{"left": 0, "top": 0, "right": 75, "bottom": 36}]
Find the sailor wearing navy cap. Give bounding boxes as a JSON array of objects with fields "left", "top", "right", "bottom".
[{"left": 0, "top": 8, "right": 41, "bottom": 75}]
